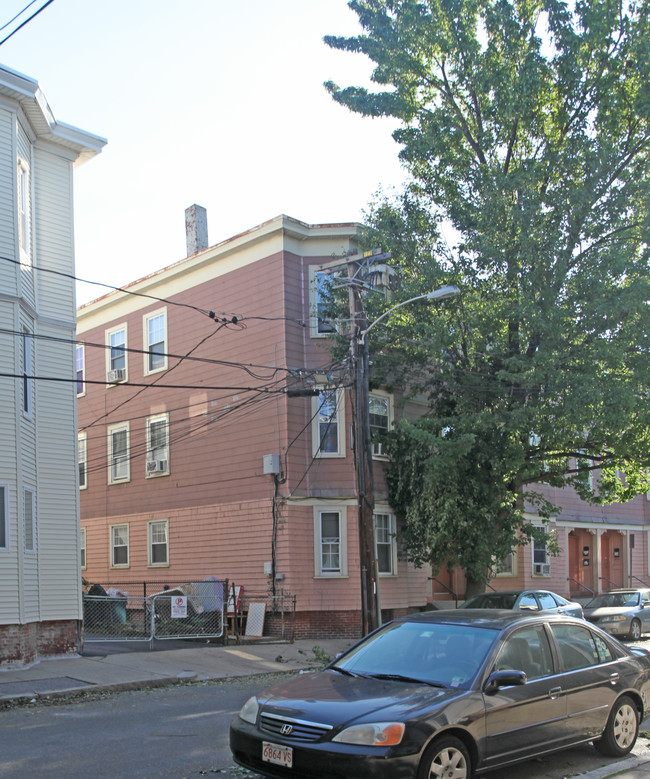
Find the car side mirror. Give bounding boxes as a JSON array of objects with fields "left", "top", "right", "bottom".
[{"left": 484, "top": 669, "right": 527, "bottom": 695}]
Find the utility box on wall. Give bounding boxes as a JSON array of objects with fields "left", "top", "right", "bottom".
[{"left": 263, "top": 454, "right": 280, "bottom": 475}]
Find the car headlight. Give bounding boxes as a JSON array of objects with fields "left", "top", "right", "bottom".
[
  {"left": 603, "top": 615, "right": 627, "bottom": 623},
  {"left": 332, "top": 722, "right": 405, "bottom": 746},
  {"left": 239, "top": 696, "right": 259, "bottom": 724}
]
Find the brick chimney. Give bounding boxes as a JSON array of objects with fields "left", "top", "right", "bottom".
[{"left": 185, "top": 204, "right": 208, "bottom": 256}]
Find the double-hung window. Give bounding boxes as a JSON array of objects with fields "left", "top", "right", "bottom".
[
  {"left": 312, "top": 390, "right": 344, "bottom": 457},
  {"left": 80, "top": 527, "right": 86, "bottom": 569},
  {"left": 146, "top": 414, "right": 169, "bottom": 475},
  {"left": 76, "top": 344, "right": 85, "bottom": 396},
  {"left": 374, "top": 512, "right": 396, "bottom": 575},
  {"left": 310, "top": 269, "right": 339, "bottom": 336},
  {"left": 111, "top": 524, "right": 129, "bottom": 567},
  {"left": 315, "top": 508, "right": 347, "bottom": 577},
  {"left": 23, "top": 488, "right": 35, "bottom": 552},
  {"left": 144, "top": 309, "right": 167, "bottom": 374},
  {"left": 532, "top": 525, "right": 550, "bottom": 575},
  {"left": 0, "top": 485, "right": 7, "bottom": 550},
  {"left": 17, "top": 157, "right": 30, "bottom": 258},
  {"left": 148, "top": 519, "right": 169, "bottom": 566},
  {"left": 369, "top": 393, "right": 391, "bottom": 457},
  {"left": 22, "top": 327, "right": 33, "bottom": 418},
  {"left": 106, "top": 324, "right": 127, "bottom": 383},
  {"left": 78, "top": 433, "right": 87, "bottom": 489},
  {"left": 108, "top": 423, "right": 130, "bottom": 483}
]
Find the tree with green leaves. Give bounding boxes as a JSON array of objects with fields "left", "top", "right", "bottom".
[{"left": 325, "top": 0, "right": 650, "bottom": 595}]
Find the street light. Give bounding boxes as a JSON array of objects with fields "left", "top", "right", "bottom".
[{"left": 355, "top": 284, "right": 460, "bottom": 634}]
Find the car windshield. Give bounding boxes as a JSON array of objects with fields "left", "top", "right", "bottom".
[
  {"left": 464, "top": 593, "right": 518, "bottom": 609},
  {"left": 587, "top": 593, "right": 640, "bottom": 608},
  {"left": 333, "top": 621, "right": 499, "bottom": 689}
]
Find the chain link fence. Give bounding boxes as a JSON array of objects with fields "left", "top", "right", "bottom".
[
  {"left": 82, "top": 579, "right": 227, "bottom": 643},
  {"left": 82, "top": 580, "right": 296, "bottom": 645}
]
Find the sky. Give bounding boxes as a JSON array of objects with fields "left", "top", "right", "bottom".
[{"left": 0, "top": 0, "right": 407, "bottom": 305}]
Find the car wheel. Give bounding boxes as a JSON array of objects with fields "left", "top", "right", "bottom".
[
  {"left": 594, "top": 695, "right": 639, "bottom": 757},
  {"left": 629, "top": 619, "right": 642, "bottom": 641},
  {"left": 418, "top": 735, "right": 471, "bottom": 779}
]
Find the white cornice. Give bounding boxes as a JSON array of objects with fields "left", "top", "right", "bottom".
[
  {"left": 77, "top": 215, "right": 361, "bottom": 332},
  {"left": 0, "top": 63, "right": 106, "bottom": 166}
]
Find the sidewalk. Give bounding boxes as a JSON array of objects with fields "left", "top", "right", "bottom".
[{"left": 1, "top": 637, "right": 650, "bottom": 778}]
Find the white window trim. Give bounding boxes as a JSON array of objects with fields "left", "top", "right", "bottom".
[
  {"left": 493, "top": 550, "right": 518, "bottom": 577},
  {"left": 17, "top": 156, "right": 30, "bottom": 259},
  {"left": 532, "top": 524, "right": 550, "bottom": 576},
  {"left": 78, "top": 432, "right": 88, "bottom": 490},
  {"left": 309, "top": 266, "right": 341, "bottom": 338},
  {"left": 0, "top": 484, "right": 8, "bottom": 551},
  {"left": 108, "top": 422, "right": 130, "bottom": 484},
  {"left": 374, "top": 509, "right": 397, "bottom": 577},
  {"left": 143, "top": 307, "right": 168, "bottom": 376},
  {"left": 313, "top": 506, "right": 348, "bottom": 578},
  {"left": 369, "top": 390, "right": 392, "bottom": 459},
  {"left": 105, "top": 323, "right": 128, "bottom": 384},
  {"left": 145, "top": 413, "right": 170, "bottom": 477},
  {"left": 80, "top": 526, "right": 86, "bottom": 570},
  {"left": 22, "top": 327, "right": 33, "bottom": 420},
  {"left": 23, "top": 487, "right": 35, "bottom": 553},
  {"left": 311, "top": 389, "right": 346, "bottom": 458},
  {"left": 148, "top": 519, "right": 170, "bottom": 567},
  {"left": 76, "top": 343, "right": 86, "bottom": 398},
  {"left": 110, "top": 523, "right": 129, "bottom": 569}
]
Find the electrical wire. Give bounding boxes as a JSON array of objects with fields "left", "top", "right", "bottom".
[
  {"left": 0, "top": 0, "right": 56, "bottom": 46},
  {"left": 0, "top": 0, "right": 41, "bottom": 31}
]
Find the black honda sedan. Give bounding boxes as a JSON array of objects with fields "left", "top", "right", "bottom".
[{"left": 230, "top": 610, "right": 650, "bottom": 779}]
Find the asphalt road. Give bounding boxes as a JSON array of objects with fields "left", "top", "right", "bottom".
[{"left": 2, "top": 636, "right": 650, "bottom": 778}]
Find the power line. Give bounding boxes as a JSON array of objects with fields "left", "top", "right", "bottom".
[
  {"left": 0, "top": 0, "right": 56, "bottom": 46},
  {"left": 0, "top": 0, "right": 41, "bottom": 31}
]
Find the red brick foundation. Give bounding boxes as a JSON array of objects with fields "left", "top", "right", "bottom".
[
  {"left": 0, "top": 621, "right": 80, "bottom": 667},
  {"left": 293, "top": 610, "right": 364, "bottom": 641}
]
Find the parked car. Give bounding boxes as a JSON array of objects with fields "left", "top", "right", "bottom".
[
  {"left": 460, "top": 588, "right": 584, "bottom": 617},
  {"left": 230, "top": 610, "right": 650, "bottom": 778},
  {"left": 584, "top": 588, "right": 650, "bottom": 640}
]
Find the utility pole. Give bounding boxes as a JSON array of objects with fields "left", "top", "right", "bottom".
[{"left": 318, "top": 249, "right": 391, "bottom": 635}]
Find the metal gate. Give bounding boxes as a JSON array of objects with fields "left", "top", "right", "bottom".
[{"left": 82, "top": 579, "right": 226, "bottom": 644}]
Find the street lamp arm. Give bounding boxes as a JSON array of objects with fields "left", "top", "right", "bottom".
[{"left": 359, "top": 285, "right": 460, "bottom": 342}]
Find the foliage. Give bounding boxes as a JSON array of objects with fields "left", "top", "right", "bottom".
[{"left": 326, "top": 0, "right": 650, "bottom": 587}]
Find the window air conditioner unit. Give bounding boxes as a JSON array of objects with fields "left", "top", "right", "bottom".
[
  {"left": 146, "top": 459, "right": 167, "bottom": 473},
  {"left": 107, "top": 369, "right": 126, "bottom": 383},
  {"left": 534, "top": 563, "right": 551, "bottom": 576}
]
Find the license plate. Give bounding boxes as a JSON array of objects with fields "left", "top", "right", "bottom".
[{"left": 262, "top": 741, "right": 293, "bottom": 768}]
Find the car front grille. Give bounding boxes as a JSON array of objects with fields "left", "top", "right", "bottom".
[{"left": 260, "top": 712, "right": 333, "bottom": 742}]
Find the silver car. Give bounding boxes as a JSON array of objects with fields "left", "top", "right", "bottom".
[
  {"left": 461, "top": 589, "right": 584, "bottom": 618},
  {"left": 584, "top": 589, "right": 650, "bottom": 640}
]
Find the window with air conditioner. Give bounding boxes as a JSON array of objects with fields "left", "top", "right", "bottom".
[
  {"left": 108, "top": 423, "right": 130, "bottom": 483},
  {"left": 146, "top": 414, "right": 169, "bottom": 476},
  {"left": 106, "top": 324, "right": 127, "bottom": 384},
  {"left": 369, "top": 392, "right": 391, "bottom": 457},
  {"left": 532, "top": 525, "right": 550, "bottom": 575}
]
